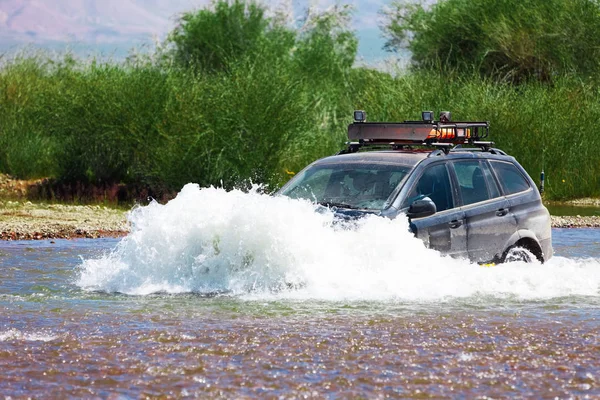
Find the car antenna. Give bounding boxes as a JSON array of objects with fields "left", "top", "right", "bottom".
[
  {"left": 536, "top": 48, "right": 546, "bottom": 196},
  {"left": 540, "top": 115, "right": 546, "bottom": 195}
]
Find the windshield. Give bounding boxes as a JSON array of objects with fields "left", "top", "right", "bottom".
[{"left": 279, "top": 162, "right": 411, "bottom": 210}]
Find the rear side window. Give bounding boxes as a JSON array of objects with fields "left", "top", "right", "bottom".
[
  {"left": 490, "top": 161, "right": 530, "bottom": 195},
  {"left": 453, "top": 160, "right": 497, "bottom": 205}
]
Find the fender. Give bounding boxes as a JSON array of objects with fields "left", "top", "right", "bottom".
[
  {"left": 517, "top": 229, "right": 542, "bottom": 243},
  {"left": 503, "top": 229, "right": 540, "bottom": 249},
  {"left": 504, "top": 230, "right": 523, "bottom": 251},
  {"left": 498, "top": 229, "right": 544, "bottom": 262}
]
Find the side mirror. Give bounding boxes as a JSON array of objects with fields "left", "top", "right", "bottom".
[{"left": 407, "top": 197, "right": 437, "bottom": 219}]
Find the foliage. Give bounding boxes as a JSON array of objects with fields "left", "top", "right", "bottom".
[
  {"left": 168, "top": 0, "right": 294, "bottom": 72},
  {"left": 383, "top": 0, "right": 600, "bottom": 82},
  {"left": 1, "top": 1, "right": 599, "bottom": 201},
  {"left": 293, "top": 6, "right": 357, "bottom": 87},
  {"left": 351, "top": 70, "right": 600, "bottom": 200}
]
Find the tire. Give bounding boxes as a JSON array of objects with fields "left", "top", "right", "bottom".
[{"left": 503, "top": 246, "right": 536, "bottom": 263}]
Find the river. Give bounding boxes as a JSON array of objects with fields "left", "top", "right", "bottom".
[{"left": 1, "top": 185, "right": 600, "bottom": 398}]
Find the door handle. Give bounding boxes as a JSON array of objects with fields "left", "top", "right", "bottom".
[
  {"left": 496, "top": 208, "right": 509, "bottom": 217},
  {"left": 449, "top": 219, "right": 463, "bottom": 229}
]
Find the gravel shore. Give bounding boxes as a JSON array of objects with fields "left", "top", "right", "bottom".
[
  {"left": 550, "top": 215, "right": 600, "bottom": 228},
  {"left": 0, "top": 200, "right": 599, "bottom": 240},
  {"left": 0, "top": 201, "right": 129, "bottom": 240}
]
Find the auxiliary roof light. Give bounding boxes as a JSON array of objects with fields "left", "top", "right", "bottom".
[
  {"left": 353, "top": 110, "right": 367, "bottom": 123},
  {"left": 439, "top": 111, "right": 452, "bottom": 123},
  {"left": 421, "top": 111, "right": 434, "bottom": 122}
]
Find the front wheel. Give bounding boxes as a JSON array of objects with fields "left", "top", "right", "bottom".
[{"left": 503, "top": 246, "right": 536, "bottom": 263}]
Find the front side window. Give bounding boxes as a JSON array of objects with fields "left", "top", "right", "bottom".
[
  {"left": 453, "top": 160, "right": 498, "bottom": 206},
  {"left": 279, "top": 163, "right": 411, "bottom": 210},
  {"left": 490, "top": 161, "right": 531, "bottom": 195},
  {"left": 403, "top": 163, "right": 454, "bottom": 212}
]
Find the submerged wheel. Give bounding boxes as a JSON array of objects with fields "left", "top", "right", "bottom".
[{"left": 503, "top": 246, "right": 536, "bottom": 263}]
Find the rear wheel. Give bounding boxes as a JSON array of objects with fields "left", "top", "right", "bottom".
[{"left": 503, "top": 246, "right": 536, "bottom": 263}]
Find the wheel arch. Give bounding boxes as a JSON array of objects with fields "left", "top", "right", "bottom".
[{"left": 502, "top": 231, "right": 544, "bottom": 263}]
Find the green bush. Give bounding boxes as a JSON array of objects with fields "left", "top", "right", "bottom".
[
  {"left": 383, "top": 0, "right": 600, "bottom": 82},
  {"left": 293, "top": 6, "right": 357, "bottom": 89},
  {"left": 1, "top": 1, "right": 599, "bottom": 201},
  {"left": 0, "top": 56, "right": 62, "bottom": 178},
  {"left": 2, "top": 55, "right": 600, "bottom": 200},
  {"left": 148, "top": 53, "right": 335, "bottom": 190},
  {"left": 353, "top": 70, "right": 600, "bottom": 200},
  {"left": 168, "top": 0, "right": 294, "bottom": 72}
]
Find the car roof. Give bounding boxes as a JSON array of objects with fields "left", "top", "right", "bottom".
[
  {"left": 313, "top": 151, "right": 429, "bottom": 167},
  {"left": 312, "top": 149, "right": 512, "bottom": 169}
]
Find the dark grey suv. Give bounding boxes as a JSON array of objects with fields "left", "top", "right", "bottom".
[{"left": 278, "top": 112, "right": 552, "bottom": 264}]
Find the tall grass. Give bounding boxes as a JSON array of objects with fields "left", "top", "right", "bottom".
[
  {"left": 352, "top": 70, "right": 600, "bottom": 200},
  {"left": 384, "top": 0, "right": 600, "bottom": 83},
  {"left": 1, "top": 56, "right": 598, "bottom": 201},
  {"left": 0, "top": 1, "right": 599, "bottom": 202},
  {"left": 0, "top": 51, "right": 347, "bottom": 195}
]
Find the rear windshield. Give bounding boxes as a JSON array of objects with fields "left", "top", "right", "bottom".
[{"left": 279, "top": 163, "right": 411, "bottom": 210}]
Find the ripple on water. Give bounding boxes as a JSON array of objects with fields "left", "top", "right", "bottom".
[
  {"left": 1, "top": 311, "right": 599, "bottom": 398},
  {"left": 1, "top": 186, "right": 600, "bottom": 397}
]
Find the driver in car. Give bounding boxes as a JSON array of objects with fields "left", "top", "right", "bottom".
[{"left": 350, "top": 171, "right": 376, "bottom": 198}]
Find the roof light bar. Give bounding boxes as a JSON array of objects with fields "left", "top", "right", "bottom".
[{"left": 347, "top": 111, "right": 490, "bottom": 146}]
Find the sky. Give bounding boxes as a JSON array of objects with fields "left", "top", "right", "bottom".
[{"left": 0, "top": 0, "right": 399, "bottom": 64}]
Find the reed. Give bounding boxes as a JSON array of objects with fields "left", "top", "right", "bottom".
[
  {"left": 0, "top": 0, "right": 598, "bottom": 201},
  {"left": 384, "top": 0, "right": 600, "bottom": 83},
  {"left": 353, "top": 70, "right": 600, "bottom": 200}
]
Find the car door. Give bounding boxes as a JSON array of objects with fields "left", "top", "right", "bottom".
[
  {"left": 451, "top": 159, "right": 517, "bottom": 263},
  {"left": 402, "top": 162, "right": 468, "bottom": 258}
]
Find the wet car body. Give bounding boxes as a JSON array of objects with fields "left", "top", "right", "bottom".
[{"left": 278, "top": 135, "right": 552, "bottom": 264}]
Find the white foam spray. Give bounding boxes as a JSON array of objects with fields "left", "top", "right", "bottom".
[
  {"left": 0, "top": 329, "right": 59, "bottom": 342},
  {"left": 77, "top": 184, "right": 600, "bottom": 300}
]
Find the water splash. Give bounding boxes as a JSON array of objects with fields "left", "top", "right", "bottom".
[{"left": 77, "top": 184, "right": 600, "bottom": 300}]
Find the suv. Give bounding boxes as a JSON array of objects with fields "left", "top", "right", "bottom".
[{"left": 277, "top": 111, "right": 552, "bottom": 264}]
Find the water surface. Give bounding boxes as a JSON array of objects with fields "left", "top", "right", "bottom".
[{"left": 1, "top": 186, "right": 600, "bottom": 398}]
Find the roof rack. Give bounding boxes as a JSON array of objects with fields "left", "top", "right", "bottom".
[
  {"left": 341, "top": 111, "right": 497, "bottom": 155},
  {"left": 426, "top": 146, "right": 508, "bottom": 158}
]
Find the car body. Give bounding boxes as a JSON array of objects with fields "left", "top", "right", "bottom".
[{"left": 277, "top": 115, "right": 553, "bottom": 264}]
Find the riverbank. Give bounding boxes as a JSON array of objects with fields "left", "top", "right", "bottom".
[
  {"left": 0, "top": 202, "right": 128, "bottom": 240},
  {"left": 0, "top": 200, "right": 599, "bottom": 240},
  {"left": 551, "top": 215, "right": 600, "bottom": 228}
]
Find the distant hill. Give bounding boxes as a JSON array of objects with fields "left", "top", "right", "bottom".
[
  {"left": 0, "top": 0, "right": 201, "bottom": 44},
  {"left": 0, "top": 0, "right": 389, "bottom": 62}
]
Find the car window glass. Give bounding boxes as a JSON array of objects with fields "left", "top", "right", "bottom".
[
  {"left": 280, "top": 163, "right": 410, "bottom": 210},
  {"left": 453, "top": 160, "right": 491, "bottom": 205},
  {"left": 490, "top": 161, "right": 530, "bottom": 195},
  {"left": 284, "top": 168, "right": 331, "bottom": 201},
  {"left": 403, "top": 163, "right": 453, "bottom": 212},
  {"left": 481, "top": 161, "right": 501, "bottom": 198}
]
